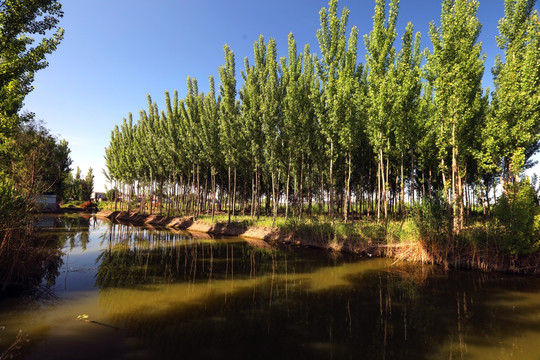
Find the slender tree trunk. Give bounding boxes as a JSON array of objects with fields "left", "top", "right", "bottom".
[
  {"left": 203, "top": 175, "right": 208, "bottom": 214},
  {"left": 233, "top": 167, "right": 237, "bottom": 219},
  {"left": 385, "top": 154, "right": 389, "bottom": 223},
  {"left": 196, "top": 162, "right": 201, "bottom": 217},
  {"left": 139, "top": 182, "right": 145, "bottom": 213},
  {"left": 410, "top": 147, "right": 415, "bottom": 205},
  {"left": 228, "top": 165, "right": 231, "bottom": 224},
  {"left": 307, "top": 161, "right": 312, "bottom": 215},
  {"left": 242, "top": 171, "right": 248, "bottom": 215},
  {"left": 377, "top": 152, "right": 382, "bottom": 223},
  {"left": 344, "top": 150, "right": 352, "bottom": 223},
  {"left": 180, "top": 176, "right": 184, "bottom": 216},
  {"left": 256, "top": 167, "right": 260, "bottom": 220},
  {"left": 285, "top": 154, "right": 291, "bottom": 221},
  {"left": 481, "top": 184, "right": 487, "bottom": 220},
  {"left": 299, "top": 152, "right": 304, "bottom": 220},
  {"left": 149, "top": 177, "right": 153, "bottom": 215},
  {"left": 422, "top": 171, "right": 426, "bottom": 199},
  {"left": 271, "top": 170, "right": 278, "bottom": 226},
  {"left": 251, "top": 170, "right": 255, "bottom": 220},
  {"left": 329, "top": 139, "right": 334, "bottom": 225},
  {"left": 320, "top": 171, "right": 325, "bottom": 216},
  {"left": 211, "top": 170, "right": 216, "bottom": 223},
  {"left": 400, "top": 152, "right": 405, "bottom": 218}
]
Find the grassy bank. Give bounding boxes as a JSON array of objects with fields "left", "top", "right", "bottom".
[{"left": 97, "top": 193, "right": 540, "bottom": 275}]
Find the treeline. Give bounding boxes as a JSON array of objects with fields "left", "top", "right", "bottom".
[
  {"left": 105, "top": 0, "right": 540, "bottom": 236},
  {"left": 0, "top": 1, "right": 69, "bottom": 293}
]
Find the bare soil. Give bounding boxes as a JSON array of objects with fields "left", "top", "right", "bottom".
[
  {"left": 96, "top": 210, "right": 540, "bottom": 274},
  {"left": 96, "top": 210, "right": 383, "bottom": 255}
]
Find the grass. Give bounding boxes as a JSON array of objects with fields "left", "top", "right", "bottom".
[
  {"left": 60, "top": 200, "right": 85, "bottom": 208},
  {"left": 97, "top": 201, "right": 423, "bottom": 245}
]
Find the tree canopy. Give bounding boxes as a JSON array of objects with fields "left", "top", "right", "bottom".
[
  {"left": 105, "top": 0, "right": 540, "bottom": 245},
  {"left": 0, "top": 0, "right": 64, "bottom": 142}
]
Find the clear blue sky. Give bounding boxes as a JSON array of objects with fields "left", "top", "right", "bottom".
[{"left": 23, "top": 0, "right": 540, "bottom": 192}]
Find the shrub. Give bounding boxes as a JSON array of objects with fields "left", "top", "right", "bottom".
[
  {"left": 410, "top": 192, "right": 450, "bottom": 245},
  {"left": 0, "top": 177, "right": 28, "bottom": 225},
  {"left": 492, "top": 179, "right": 540, "bottom": 256}
]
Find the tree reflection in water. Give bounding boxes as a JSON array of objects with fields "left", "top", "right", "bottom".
[
  {"left": 4, "top": 217, "right": 540, "bottom": 360},
  {"left": 92, "top": 222, "right": 540, "bottom": 360},
  {"left": 0, "top": 214, "right": 94, "bottom": 297}
]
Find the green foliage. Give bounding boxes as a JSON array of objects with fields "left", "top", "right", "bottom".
[
  {"left": 490, "top": 0, "right": 540, "bottom": 179},
  {"left": 0, "top": 176, "right": 28, "bottom": 225},
  {"left": 410, "top": 193, "right": 449, "bottom": 244},
  {"left": 102, "top": 0, "right": 540, "bottom": 263},
  {"left": 0, "top": 0, "right": 64, "bottom": 141},
  {"left": 0, "top": 120, "right": 72, "bottom": 199},
  {"left": 105, "top": 188, "right": 117, "bottom": 202},
  {"left": 493, "top": 179, "right": 540, "bottom": 255},
  {"left": 64, "top": 166, "right": 94, "bottom": 201}
]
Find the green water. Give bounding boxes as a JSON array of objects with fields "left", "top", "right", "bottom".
[{"left": 2, "top": 215, "right": 540, "bottom": 359}]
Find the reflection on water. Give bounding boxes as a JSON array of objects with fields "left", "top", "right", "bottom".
[{"left": 1, "top": 216, "right": 540, "bottom": 359}]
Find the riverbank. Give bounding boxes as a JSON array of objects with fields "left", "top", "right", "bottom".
[
  {"left": 96, "top": 210, "right": 392, "bottom": 256},
  {"left": 95, "top": 210, "right": 540, "bottom": 275}
]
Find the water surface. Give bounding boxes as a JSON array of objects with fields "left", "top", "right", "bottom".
[{"left": 1, "top": 214, "right": 540, "bottom": 359}]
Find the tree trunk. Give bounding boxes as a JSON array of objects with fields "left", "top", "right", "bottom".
[
  {"left": 400, "top": 152, "right": 405, "bottom": 218},
  {"left": 377, "top": 151, "right": 382, "bottom": 223},
  {"left": 196, "top": 162, "right": 201, "bottom": 217},
  {"left": 227, "top": 165, "right": 231, "bottom": 224},
  {"left": 272, "top": 170, "right": 279, "bottom": 226},
  {"left": 422, "top": 171, "right": 425, "bottom": 199},
  {"left": 320, "top": 171, "right": 325, "bottom": 216},
  {"left": 307, "top": 161, "right": 312, "bottom": 215},
  {"left": 285, "top": 154, "right": 291, "bottom": 221},
  {"left": 233, "top": 167, "right": 237, "bottom": 219},
  {"left": 410, "top": 146, "right": 415, "bottom": 205},
  {"left": 329, "top": 139, "right": 334, "bottom": 225},
  {"left": 299, "top": 152, "right": 304, "bottom": 220},
  {"left": 211, "top": 170, "right": 216, "bottom": 223},
  {"left": 256, "top": 167, "right": 260, "bottom": 220},
  {"left": 251, "top": 170, "right": 255, "bottom": 220},
  {"left": 343, "top": 150, "right": 352, "bottom": 223}
]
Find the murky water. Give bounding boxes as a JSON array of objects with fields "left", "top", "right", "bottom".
[{"left": 2, "top": 215, "right": 540, "bottom": 359}]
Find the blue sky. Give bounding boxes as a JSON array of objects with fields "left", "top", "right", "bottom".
[{"left": 23, "top": 0, "right": 539, "bottom": 192}]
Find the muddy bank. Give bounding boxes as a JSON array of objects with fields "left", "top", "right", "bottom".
[
  {"left": 96, "top": 210, "right": 386, "bottom": 256},
  {"left": 95, "top": 210, "right": 540, "bottom": 275}
]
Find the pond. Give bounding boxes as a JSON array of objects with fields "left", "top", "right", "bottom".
[{"left": 1, "top": 214, "right": 540, "bottom": 359}]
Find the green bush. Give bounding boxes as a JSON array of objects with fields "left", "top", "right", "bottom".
[
  {"left": 493, "top": 179, "right": 540, "bottom": 256},
  {"left": 410, "top": 192, "right": 450, "bottom": 245},
  {"left": 0, "top": 177, "right": 28, "bottom": 225}
]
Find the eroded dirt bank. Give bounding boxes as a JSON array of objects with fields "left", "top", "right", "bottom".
[
  {"left": 96, "top": 210, "right": 390, "bottom": 256},
  {"left": 96, "top": 210, "right": 540, "bottom": 274}
]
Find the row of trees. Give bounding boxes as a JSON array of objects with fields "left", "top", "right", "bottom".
[
  {"left": 63, "top": 167, "right": 94, "bottom": 202},
  {"left": 105, "top": 0, "right": 540, "bottom": 234},
  {"left": 0, "top": 1, "right": 71, "bottom": 292},
  {"left": 1, "top": 0, "right": 68, "bottom": 203}
]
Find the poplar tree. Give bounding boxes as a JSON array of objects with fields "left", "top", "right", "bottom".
[
  {"left": 391, "top": 22, "right": 422, "bottom": 210},
  {"left": 364, "top": 0, "right": 399, "bottom": 222},
  {"left": 179, "top": 78, "right": 204, "bottom": 217},
  {"left": 218, "top": 45, "right": 240, "bottom": 223},
  {"left": 335, "top": 26, "right": 361, "bottom": 222},
  {"left": 315, "top": 0, "right": 357, "bottom": 223},
  {"left": 281, "top": 36, "right": 319, "bottom": 219},
  {"left": 260, "top": 38, "right": 282, "bottom": 225},
  {"left": 281, "top": 33, "right": 303, "bottom": 220},
  {"left": 425, "top": 0, "right": 485, "bottom": 233},
  {"left": 240, "top": 35, "right": 267, "bottom": 219},
  {"left": 490, "top": 0, "right": 540, "bottom": 183},
  {"left": 199, "top": 76, "right": 222, "bottom": 222}
]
